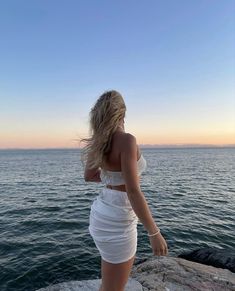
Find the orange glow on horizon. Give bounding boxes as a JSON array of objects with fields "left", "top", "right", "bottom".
[
  {"left": 0, "top": 132, "right": 234, "bottom": 149},
  {"left": 1, "top": 120, "right": 234, "bottom": 149}
]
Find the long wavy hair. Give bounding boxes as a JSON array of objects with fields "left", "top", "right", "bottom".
[{"left": 81, "top": 90, "right": 126, "bottom": 169}]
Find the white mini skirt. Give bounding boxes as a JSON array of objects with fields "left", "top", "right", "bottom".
[{"left": 88, "top": 188, "right": 139, "bottom": 264}]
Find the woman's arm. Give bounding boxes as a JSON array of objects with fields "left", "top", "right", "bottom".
[
  {"left": 120, "top": 134, "right": 160, "bottom": 234},
  {"left": 121, "top": 133, "right": 168, "bottom": 256}
]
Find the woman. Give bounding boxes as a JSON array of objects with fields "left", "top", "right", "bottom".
[{"left": 82, "top": 90, "right": 168, "bottom": 291}]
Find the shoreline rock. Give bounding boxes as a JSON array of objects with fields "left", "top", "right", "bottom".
[
  {"left": 178, "top": 247, "right": 235, "bottom": 273},
  {"left": 131, "top": 256, "right": 235, "bottom": 291},
  {"left": 36, "top": 277, "right": 142, "bottom": 291},
  {"left": 36, "top": 255, "right": 235, "bottom": 291}
]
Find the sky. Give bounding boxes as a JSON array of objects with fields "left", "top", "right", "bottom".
[{"left": 0, "top": 0, "right": 234, "bottom": 148}]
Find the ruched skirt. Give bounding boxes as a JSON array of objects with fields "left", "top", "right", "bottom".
[{"left": 88, "top": 188, "right": 139, "bottom": 264}]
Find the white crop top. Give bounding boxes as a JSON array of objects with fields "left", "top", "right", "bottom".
[{"left": 100, "top": 154, "right": 147, "bottom": 186}]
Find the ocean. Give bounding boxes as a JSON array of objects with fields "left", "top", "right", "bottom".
[{"left": 0, "top": 148, "right": 234, "bottom": 291}]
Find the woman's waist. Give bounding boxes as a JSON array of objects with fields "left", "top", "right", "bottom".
[
  {"left": 106, "top": 184, "right": 126, "bottom": 192},
  {"left": 95, "top": 188, "right": 131, "bottom": 208}
]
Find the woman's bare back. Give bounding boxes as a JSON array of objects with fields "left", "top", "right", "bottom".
[
  {"left": 102, "top": 130, "right": 141, "bottom": 172},
  {"left": 101, "top": 130, "right": 141, "bottom": 192}
]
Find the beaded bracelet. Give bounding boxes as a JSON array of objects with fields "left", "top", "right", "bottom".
[{"left": 148, "top": 229, "right": 161, "bottom": 237}]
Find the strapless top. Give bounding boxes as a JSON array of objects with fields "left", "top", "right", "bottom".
[{"left": 100, "top": 154, "right": 147, "bottom": 186}]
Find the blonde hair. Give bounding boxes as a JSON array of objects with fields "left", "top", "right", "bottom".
[{"left": 81, "top": 90, "right": 126, "bottom": 169}]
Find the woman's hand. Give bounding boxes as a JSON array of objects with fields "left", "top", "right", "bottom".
[
  {"left": 149, "top": 232, "right": 168, "bottom": 256},
  {"left": 84, "top": 168, "right": 101, "bottom": 182}
]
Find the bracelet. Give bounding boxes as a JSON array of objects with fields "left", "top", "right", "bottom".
[{"left": 148, "top": 229, "right": 161, "bottom": 237}]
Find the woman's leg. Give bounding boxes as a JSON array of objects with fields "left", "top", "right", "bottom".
[{"left": 99, "top": 255, "right": 136, "bottom": 291}]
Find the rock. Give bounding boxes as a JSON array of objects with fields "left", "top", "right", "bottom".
[
  {"left": 130, "top": 256, "right": 235, "bottom": 291},
  {"left": 37, "top": 255, "right": 235, "bottom": 291},
  {"left": 178, "top": 247, "right": 235, "bottom": 273},
  {"left": 36, "top": 277, "right": 143, "bottom": 291}
]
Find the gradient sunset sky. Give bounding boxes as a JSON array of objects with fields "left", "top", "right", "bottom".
[{"left": 0, "top": 0, "right": 234, "bottom": 149}]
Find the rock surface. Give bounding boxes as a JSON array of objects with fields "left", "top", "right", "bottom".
[
  {"left": 37, "top": 256, "right": 235, "bottom": 291},
  {"left": 36, "top": 277, "right": 143, "bottom": 291},
  {"left": 178, "top": 247, "right": 235, "bottom": 273},
  {"left": 130, "top": 256, "right": 235, "bottom": 291}
]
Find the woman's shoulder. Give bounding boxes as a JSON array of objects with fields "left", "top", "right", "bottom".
[
  {"left": 115, "top": 132, "right": 140, "bottom": 156},
  {"left": 114, "top": 131, "right": 137, "bottom": 146}
]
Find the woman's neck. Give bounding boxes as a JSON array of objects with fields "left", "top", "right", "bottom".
[{"left": 117, "top": 125, "right": 125, "bottom": 132}]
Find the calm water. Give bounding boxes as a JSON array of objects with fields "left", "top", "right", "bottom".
[{"left": 0, "top": 148, "right": 234, "bottom": 291}]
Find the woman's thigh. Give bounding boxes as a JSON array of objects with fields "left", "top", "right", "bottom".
[{"left": 100, "top": 255, "right": 136, "bottom": 291}]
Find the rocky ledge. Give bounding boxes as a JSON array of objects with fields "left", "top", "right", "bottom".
[
  {"left": 130, "top": 256, "right": 235, "bottom": 291},
  {"left": 37, "top": 277, "right": 142, "bottom": 291},
  {"left": 37, "top": 255, "right": 235, "bottom": 291}
]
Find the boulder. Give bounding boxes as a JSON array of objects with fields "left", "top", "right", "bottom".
[
  {"left": 130, "top": 256, "right": 235, "bottom": 291},
  {"left": 178, "top": 247, "right": 235, "bottom": 273}
]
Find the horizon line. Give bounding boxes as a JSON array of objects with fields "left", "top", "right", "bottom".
[{"left": 0, "top": 143, "right": 235, "bottom": 150}]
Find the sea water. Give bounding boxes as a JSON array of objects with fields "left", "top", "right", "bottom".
[{"left": 0, "top": 148, "right": 234, "bottom": 291}]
